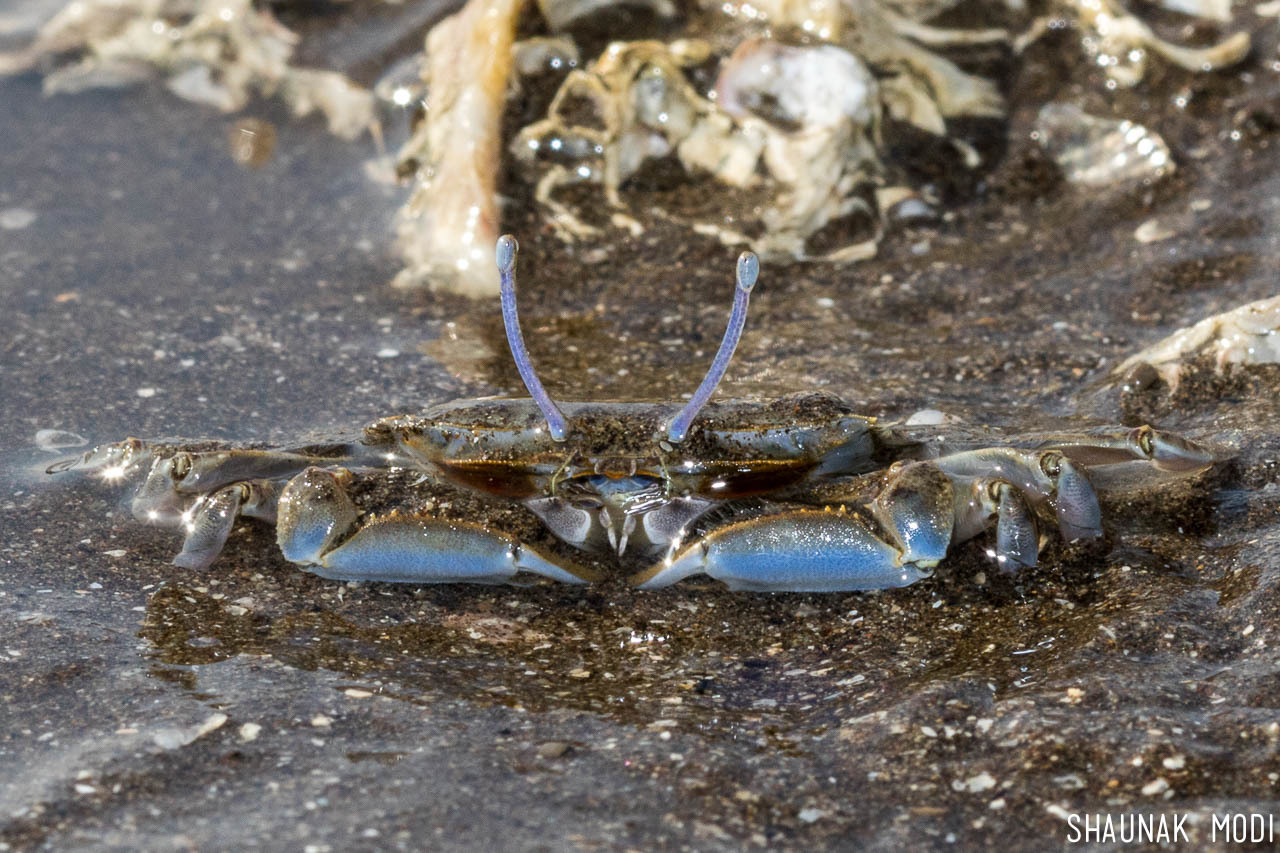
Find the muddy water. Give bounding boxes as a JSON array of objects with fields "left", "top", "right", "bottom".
[{"left": 3, "top": 13, "right": 1280, "bottom": 853}]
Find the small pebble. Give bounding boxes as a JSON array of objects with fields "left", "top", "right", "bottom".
[
  {"left": 311, "top": 714, "right": 332, "bottom": 728},
  {"left": 136, "top": 388, "right": 157, "bottom": 398},
  {"left": 194, "top": 714, "right": 228, "bottom": 738},
  {"left": 905, "top": 409, "right": 961, "bottom": 426},
  {"left": 954, "top": 771, "right": 997, "bottom": 793},
  {"left": 227, "top": 118, "right": 276, "bottom": 168},
  {"left": 1123, "top": 361, "right": 1160, "bottom": 392},
  {"left": 537, "top": 741, "right": 571, "bottom": 759},
  {"left": 1142, "top": 777, "right": 1170, "bottom": 796},
  {"left": 376, "top": 348, "right": 400, "bottom": 359},
  {"left": 0, "top": 207, "right": 36, "bottom": 230},
  {"left": 888, "top": 197, "right": 937, "bottom": 224},
  {"left": 1134, "top": 218, "right": 1175, "bottom": 243},
  {"left": 239, "top": 723, "right": 262, "bottom": 742}
]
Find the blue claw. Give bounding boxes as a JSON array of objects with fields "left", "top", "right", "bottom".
[
  {"left": 307, "top": 516, "right": 594, "bottom": 585},
  {"left": 277, "top": 467, "right": 594, "bottom": 585},
  {"left": 633, "top": 509, "right": 935, "bottom": 592}
]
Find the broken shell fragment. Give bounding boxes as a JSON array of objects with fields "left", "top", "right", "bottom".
[
  {"left": 1115, "top": 295, "right": 1280, "bottom": 390},
  {"left": 393, "top": 0, "right": 524, "bottom": 295},
  {"left": 1034, "top": 103, "right": 1173, "bottom": 188},
  {"left": 713, "top": 38, "right": 883, "bottom": 259},
  {"left": 1045, "top": 0, "right": 1249, "bottom": 87},
  {"left": 513, "top": 37, "right": 581, "bottom": 77},
  {"left": 0, "top": 0, "right": 377, "bottom": 140}
]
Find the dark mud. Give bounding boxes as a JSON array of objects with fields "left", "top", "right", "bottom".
[{"left": 3, "top": 7, "right": 1280, "bottom": 852}]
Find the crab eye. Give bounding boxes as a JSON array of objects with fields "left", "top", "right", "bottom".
[
  {"left": 1039, "top": 451, "right": 1062, "bottom": 478},
  {"left": 171, "top": 453, "right": 192, "bottom": 481},
  {"left": 496, "top": 235, "right": 570, "bottom": 442},
  {"left": 666, "top": 250, "right": 759, "bottom": 443},
  {"left": 1134, "top": 425, "right": 1155, "bottom": 457}
]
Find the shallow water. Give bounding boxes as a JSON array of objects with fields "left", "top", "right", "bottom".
[{"left": 3, "top": 13, "right": 1280, "bottom": 852}]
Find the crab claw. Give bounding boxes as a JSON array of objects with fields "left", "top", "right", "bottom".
[
  {"left": 632, "top": 508, "right": 940, "bottom": 592},
  {"left": 277, "top": 468, "right": 596, "bottom": 585},
  {"left": 868, "top": 461, "right": 954, "bottom": 567}
]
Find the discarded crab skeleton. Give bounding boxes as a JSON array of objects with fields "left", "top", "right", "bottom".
[{"left": 50, "top": 239, "right": 1215, "bottom": 591}]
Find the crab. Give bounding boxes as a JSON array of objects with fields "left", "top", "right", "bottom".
[{"left": 49, "top": 237, "right": 1216, "bottom": 591}]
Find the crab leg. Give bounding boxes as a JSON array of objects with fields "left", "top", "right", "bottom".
[
  {"left": 172, "top": 480, "right": 281, "bottom": 570},
  {"left": 952, "top": 477, "right": 1039, "bottom": 572},
  {"left": 497, "top": 234, "right": 570, "bottom": 442},
  {"left": 1042, "top": 426, "right": 1216, "bottom": 490},
  {"left": 933, "top": 448, "right": 1103, "bottom": 544},
  {"left": 130, "top": 449, "right": 350, "bottom": 523},
  {"left": 276, "top": 468, "right": 597, "bottom": 584},
  {"left": 45, "top": 437, "right": 152, "bottom": 477}
]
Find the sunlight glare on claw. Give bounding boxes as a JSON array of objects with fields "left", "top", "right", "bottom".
[
  {"left": 101, "top": 465, "right": 126, "bottom": 482},
  {"left": 147, "top": 510, "right": 160, "bottom": 522}
]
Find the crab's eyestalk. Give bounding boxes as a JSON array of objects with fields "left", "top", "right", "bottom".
[
  {"left": 666, "top": 251, "right": 759, "bottom": 444},
  {"left": 497, "top": 235, "right": 570, "bottom": 442}
]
